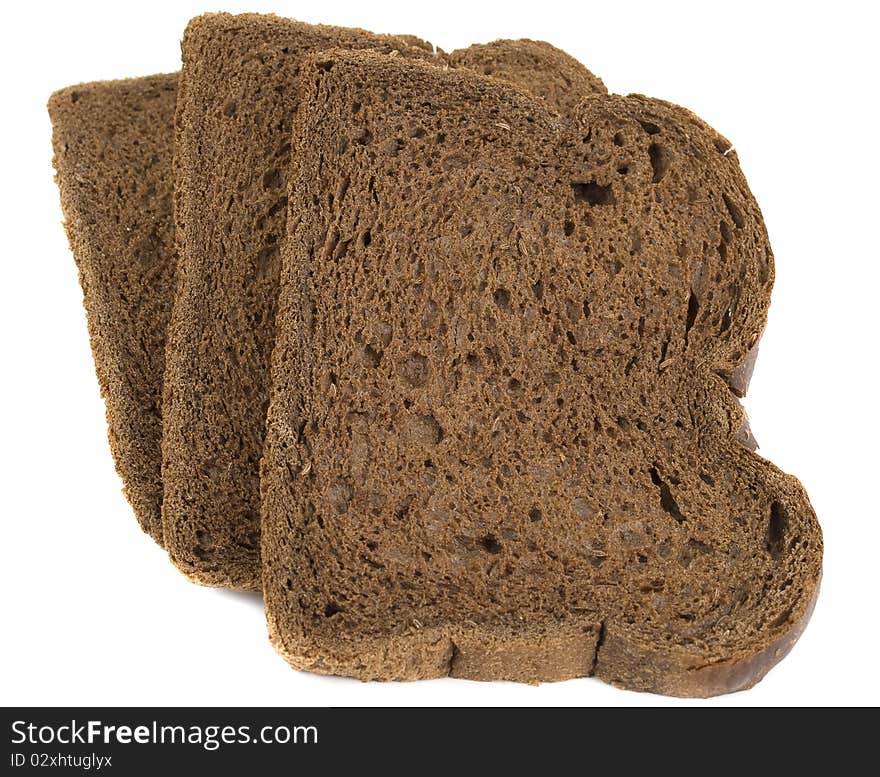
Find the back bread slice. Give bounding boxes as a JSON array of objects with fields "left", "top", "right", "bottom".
[
  {"left": 163, "top": 12, "right": 608, "bottom": 590},
  {"left": 49, "top": 75, "right": 177, "bottom": 543},
  {"left": 446, "top": 39, "right": 606, "bottom": 115},
  {"left": 261, "top": 51, "right": 822, "bottom": 695}
]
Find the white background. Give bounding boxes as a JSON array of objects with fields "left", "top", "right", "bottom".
[{"left": 1, "top": 0, "right": 877, "bottom": 707}]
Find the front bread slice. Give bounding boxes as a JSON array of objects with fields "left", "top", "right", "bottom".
[{"left": 261, "top": 51, "right": 822, "bottom": 695}]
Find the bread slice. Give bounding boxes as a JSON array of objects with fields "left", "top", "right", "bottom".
[
  {"left": 261, "top": 50, "right": 822, "bottom": 695},
  {"left": 164, "top": 12, "right": 608, "bottom": 589},
  {"left": 49, "top": 75, "right": 177, "bottom": 543}
]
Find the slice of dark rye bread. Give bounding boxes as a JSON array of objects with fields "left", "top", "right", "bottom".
[
  {"left": 49, "top": 75, "right": 177, "bottom": 543},
  {"left": 163, "top": 12, "right": 608, "bottom": 589},
  {"left": 261, "top": 51, "right": 822, "bottom": 695}
]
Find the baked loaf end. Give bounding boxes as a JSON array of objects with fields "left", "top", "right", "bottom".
[
  {"left": 49, "top": 75, "right": 177, "bottom": 544},
  {"left": 262, "top": 51, "right": 822, "bottom": 695}
]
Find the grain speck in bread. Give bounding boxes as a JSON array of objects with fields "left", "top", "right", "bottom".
[
  {"left": 261, "top": 51, "right": 822, "bottom": 694},
  {"left": 49, "top": 75, "right": 177, "bottom": 543},
  {"left": 164, "top": 12, "right": 608, "bottom": 589}
]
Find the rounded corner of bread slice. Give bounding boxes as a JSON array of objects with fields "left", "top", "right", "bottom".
[
  {"left": 165, "top": 544, "right": 262, "bottom": 592},
  {"left": 593, "top": 444, "right": 823, "bottom": 697}
]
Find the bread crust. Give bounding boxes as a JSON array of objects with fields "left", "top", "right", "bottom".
[{"left": 267, "top": 578, "right": 819, "bottom": 694}]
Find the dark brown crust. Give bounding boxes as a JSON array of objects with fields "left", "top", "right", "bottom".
[
  {"left": 49, "top": 75, "right": 178, "bottom": 544},
  {"left": 724, "top": 339, "right": 760, "bottom": 398},
  {"left": 735, "top": 402, "right": 759, "bottom": 451},
  {"left": 267, "top": 616, "right": 602, "bottom": 684},
  {"left": 269, "top": 575, "right": 818, "bottom": 695}
]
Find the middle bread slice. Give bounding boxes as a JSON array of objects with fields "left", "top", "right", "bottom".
[{"left": 162, "top": 12, "right": 608, "bottom": 589}]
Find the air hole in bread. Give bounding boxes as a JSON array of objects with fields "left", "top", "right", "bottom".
[
  {"left": 532, "top": 279, "right": 544, "bottom": 300},
  {"left": 639, "top": 120, "right": 660, "bottom": 135},
  {"left": 572, "top": 497, "right": 593, "bottom": 520},
  {"left": 766, "top": 502, "right": 789, "bottom": 559},
  {"left": 193, "top": 530, "right": 213, "bottom": 560},
  {"left": 256, "top": 244, "right": 279, "bottom": 277},
  {"left": 324, "top": 602, "right": 342, "bottom": 617},
  {"left": 480, "top": 534, "right": 502, "bottom": 554},
  {"left": 648, "top": 143, "right": 671, "bottom": 183},
  {"left": 684, "top": 290, "right": 699, "bottom": 345},
  {"left": 362, "top": 344, "right": 382, "bottom": 367},
  {"left": 408, "top": 414, "right": 443, "bottom": 446},
  {"left": 493, "top": 287, "right": 511, "bottom": 310},
  {"left": 563, "top": 219, "right": 575, "bottom": 236},
  {"left": 528, "top": 507, "right": 542, "bottom": 522},
  {"left": 328, "top": 481, "right": 352, "bottom": 514},
  {"left": 720, "top": 286, "right": 739, "bottom": 335},
  {"left": 268, "top": 196, "right": 287, "bottom": 217},
  {"left": 262, "top": 168, "right": 283, "bottom": 190},
  {"left": 572, "top": 181, "right": 615, "bottom": 206},
  {"left": 722, "top": 193, "right": 745, "bottom": 228},
  {"left": 649, "top": 466, "right": 686, "bottom": 523},
  {"left": 395, "top": 495, "right": 415, "bottom": 520}
]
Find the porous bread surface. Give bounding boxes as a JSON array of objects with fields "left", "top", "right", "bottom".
[
  {"left": 164, "top": 12, "right": 608, "bottom": 589},
  {"left": 261, "top": 51, "right": 822, "bottom": 695},
  {"left": 49, "top": 75, "right": 177, "bottom": 543}
]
